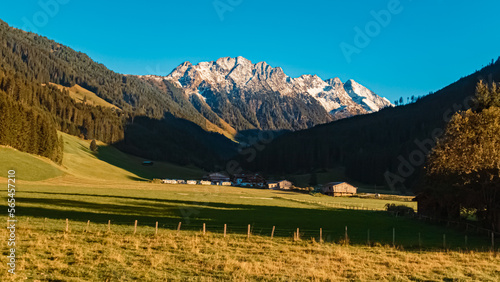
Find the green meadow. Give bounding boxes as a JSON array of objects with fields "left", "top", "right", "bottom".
[{"left": 1, "top": 133, "right": 498, "bottom": 280}]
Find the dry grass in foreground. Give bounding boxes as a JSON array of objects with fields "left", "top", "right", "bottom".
[{"left": 1, "top": 219, "right": 499, "bottom": 281}]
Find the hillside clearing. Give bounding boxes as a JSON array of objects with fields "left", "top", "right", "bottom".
[{"left": 49, "top": 83, "right": 120, "bottom": 110}]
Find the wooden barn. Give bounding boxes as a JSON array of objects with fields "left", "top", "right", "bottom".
[
  {"left": 322, "top": 182, "right": 357, "bottom": 197},
  {"left": 267, "top": 180, "right": 293, "bottom": 190}
]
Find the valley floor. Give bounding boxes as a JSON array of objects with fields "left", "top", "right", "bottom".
[
  {"left": 1, "top": 133, "right": 498, "bottom": 280},
  {"left": 1, "top": 218, "right": 499, "bottom": 281}
]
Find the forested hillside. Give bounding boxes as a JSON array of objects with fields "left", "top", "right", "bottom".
[
  {"left": 0, "top": 19, "right": 236, "bottom": 168},
  {"left": 247, "top": 59, "right": 500, "bottom": 190},
  {"left": 0, "top": 65, "right": 123, "bottom": 162}
]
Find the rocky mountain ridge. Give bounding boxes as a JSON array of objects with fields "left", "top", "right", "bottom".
[{"left": 140, "top": 56, "right": 392, "bottom": 131}]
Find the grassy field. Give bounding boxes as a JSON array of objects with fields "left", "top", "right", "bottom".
[
  {"left": 0, "top": 147, "right": 63, "bottom": 181},
  {"left": 1, "top": 133, "right": 499, "bottom": 280},
  {"left": 282, "top": 167, "right": 401, "bottom": 193},
  {"left": 62, "top": 133, "right": 205, "bottom": 181},
  {"left": 14, "top": 181, "right": 493, "bottom": 249},
  {"left": 1, "top": 218, "right": 499, "bottom": 281}
]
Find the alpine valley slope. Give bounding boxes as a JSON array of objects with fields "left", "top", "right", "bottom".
[{"left": 139, "top": 56, "right": 393, "bottom": 131}]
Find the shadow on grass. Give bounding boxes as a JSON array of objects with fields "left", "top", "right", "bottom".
[
  {"left": 126, "top": 175, "right": 148, "bottom": 182},
  {"left": 18, "top": 191, "right": 493, "bottom": 250},
  {"left": 95, "top": 145, "right": 158, "bottom": 180}
]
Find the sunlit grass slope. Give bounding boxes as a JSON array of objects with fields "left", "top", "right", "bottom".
[
  {"left": 60, "top": 132, "right": 205, "bottom": 181},
  {"left": 49, "top": 83, "right": 120, "bottom": 110},
  {"left": 0, "top": 132, "right": 205, "bottom": 183},
  {"left": 0, "top": 147, "right": 63, "bottom": 181}
]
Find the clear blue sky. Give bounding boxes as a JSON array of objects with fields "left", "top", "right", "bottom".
[{"left": 1, "top": 0, "right": 499, "bottom": 102}]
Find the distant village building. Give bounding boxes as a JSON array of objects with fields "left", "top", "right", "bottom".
[
  {"left": 267, "top": 180, "right": 293, "bottom": 190},
  {"left": 142, "top": 161, "right": 154, "bottom": 166},
  {"left": 220, "top": 181, "right": 232, "bottom": 186},
  {"left": 321, "top": 182, "right": 357, "bottom": 197},
  {"left": 206, "top": 172, "right": 231, "bottom": 182},
  {"left": 267, "top": 182, "right": 279, "bottom": 189},
  {"left": 176, "top": 180, "right": 186, "bottom": 184},
  {"left": 162, "top": 179, "right": 178, "bottom": 184},
  {"left": 186, "top": 180, "right": 197, "bottom": 185},
  {"left": 200, "top": 180, "right": 212, "bottom": 185},
  {"left": 277, "top": 180, "right": 292, "bottom": 190},
  {"left": 234, "top": 174, "right": 266, "bottom": 188}
]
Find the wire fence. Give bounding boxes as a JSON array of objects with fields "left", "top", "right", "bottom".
[{"left": 12, "top": 216, "right": 499, "bottom": 252}]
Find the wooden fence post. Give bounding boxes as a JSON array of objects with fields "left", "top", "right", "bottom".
[
  {"left": 65, "top": 218, "right": 69, "bottom": 232},
  {"left": 492, "top": 232, "right": 495, "bottom": 252},
  {"left": 367, "top": 229, "right": 370, "bottom": 245},
  {"left": 43, "top": 218, "right": 47, "bottom": 231},
  {"left": 345, "top": 226, "right": 348, "bottom": 245},
  {"left": 134, "top": 220, "right": 138, "bottom": 235},
  {"left": 203, "top": 223, "right": 206, "bottom": 235},
  {"left": 177, "top": 222, "right": 182, "bottom": 232},
  {"left": 418, "top": 232, "right": 421, "bottom": 249},
  {"left": 86, "top": 220, "right": 90, "bottom": 233},
  {"left": 247, "top": 224, "right": 251, "bottom": 239},
  {"left": 320, "top": 228, "right": 323, "bottom": 243},
  {"left": 271, "top": 226, "right": 275, "bottom": 240},
  {"left": 108, "top": 220, "right": 111, "bottom": 232},
  {"left": 443, "top": 234, "right": 446, "bottom": 249},
  {"left": 224, "top": 224, "right": 227, "bottom": 238},
  {"left": 155, "top": 221, "right": 158, "bottom": 236},
  {"left": 297, "top": 228, "right": 300, "bottom": 241},
  {"left": 392, "top": 228, "right": 395, "bottom": 247},
  {"left": 465, "top": 235, "right": 468, "bottom": 248}
]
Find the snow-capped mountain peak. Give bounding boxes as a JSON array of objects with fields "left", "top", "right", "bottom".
[
  {"left": 344, "top": 79, "right": 392, "bottom": 112},
  {"left": 141, "top": 57, "right": 393, "bottom": 131}
]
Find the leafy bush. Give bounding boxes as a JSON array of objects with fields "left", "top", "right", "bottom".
[{"left": 385, "top": 203, "right": 415, "bottom": 215}]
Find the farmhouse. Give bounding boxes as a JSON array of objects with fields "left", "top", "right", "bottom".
[
  {"left": 200, "top": 180, "right": 212, "bottom": 185},
  {"left": 186, "top": 180, "right": 197, "bottom": 185},
  {"left": 322, "top": 182, "right": 357, "bottom": 197},
  {"left": 267, "top": 180, "right": 293, "bottom": 190},
  {"left": 267, "top": 182, "right": 278, "bottom": 189},
  {"left": 162, "top": 179, "right": 177, "bottom": 184}
]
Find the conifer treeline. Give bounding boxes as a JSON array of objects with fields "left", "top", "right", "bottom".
[
  {"left": 0, "top": 19, "right": 238, "bottom": 167},
  {"left": 0, "top": 67, "right": 125, "bottom": 162},
  {"left": 246, "top": 59, "right": 500, "bottom": 189},
  {"left": 0, "top": 89, "right": 63, "bottom": 163}
]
